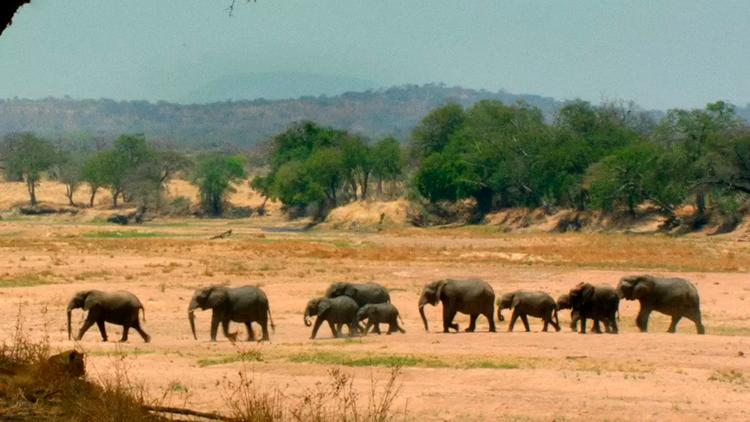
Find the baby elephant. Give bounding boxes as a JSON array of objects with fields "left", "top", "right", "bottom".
[
  {"left": 356, "top": 303, "right": 406, "bottom": 335},
  {"left": 497, "top": 290, "right": 560, "bottom": 332},
  {"left": 66, "top": 290, "right": 150, "bottom": 343},
  {"left": 304, "top": 296, "right": 359, "bottom": 339}
]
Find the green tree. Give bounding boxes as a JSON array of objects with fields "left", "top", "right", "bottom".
[
  {"left": 410, "top": 102, "right": 465, "bottom": 161},
  {"left": 653, "top": 101, "right": 743, "bottom": 217},
  {"left": 56, "top": 153, "right": 86, "bottom": 206},
  {"left": 340, "top": 135, "right": 372, "bottom": 200},
  {"left": 192, "top": 154, "right": 247, "bottom": 216},
  {"left": 2, "top": 133, "right": 57, "bottom": 206},
  {"left": 81, "top": 153, "right": 109, "bottom": 207},
  {"left": 371, "top": 137, "right": 404, "bottom": 196}
]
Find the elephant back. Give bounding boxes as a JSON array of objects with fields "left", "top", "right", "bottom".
[{"left": 228, "top": 286, "right": 269, "bottom": 310}]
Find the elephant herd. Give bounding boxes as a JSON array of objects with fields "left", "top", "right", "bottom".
[{"left": 65, "top": 274, "right": 706, "bottom": 343}]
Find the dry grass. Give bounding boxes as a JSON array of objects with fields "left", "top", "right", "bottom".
[{"left": 221, "top": 366, "right": 404, "bottom": 422}]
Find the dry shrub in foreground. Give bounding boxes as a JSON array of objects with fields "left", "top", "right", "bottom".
[
  {"left": 0, "top": 311, "right": 164, "bottom": 422},
  {"left": 223, "top": 366, "right": 404, "bottom": 422}
]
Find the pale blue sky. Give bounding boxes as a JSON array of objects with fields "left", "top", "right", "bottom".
[{"left": 0, "top": 0, "right": 748, "bottom": 109}]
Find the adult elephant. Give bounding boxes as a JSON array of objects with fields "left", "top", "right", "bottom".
[
  {"left": 567, "top": 283, "right": 619, "bottom": 334},
  {"left": 188, "top": 285, "right": 275, "bottom": 342},
  {"left": 617, "top": 275, "right": 704, "bottom": 334},
  {"left": 418, "top": 279, "right": 496, "bottom": 333},
  {"left": 66, "top": 290, "right": 150, "bottom": 343},
  {"left": 324, "top": 282, "right": 390, "bottom": 307}
]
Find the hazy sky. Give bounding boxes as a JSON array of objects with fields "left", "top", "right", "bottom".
[{"left": 1, "top": 0, "right": 748, "bottom": 109}]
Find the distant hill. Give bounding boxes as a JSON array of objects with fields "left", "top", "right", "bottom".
[
  {"left": 0, "top": 84, "right": 560, "bottom": 149},
  {"left": 181, "top": 72, "right": 379, "bottom": 103}
]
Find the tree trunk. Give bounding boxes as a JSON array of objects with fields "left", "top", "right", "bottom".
[
  {"left": 361, "top": 172, "right": 369, "bottom": 200},
  {"left": 377, "top": 178, "right": 383, "bottom": 197},
  {"left": 112, "top": 190, "right": 119, "bottom": 208},
  {"left": 27, "top": 179, "right": 36, "bottom": 206},
  {"left": 89, "top": 187, "right": 98, "bottom": 207},
  {"left": 65, "top": 184, "right": 75, "bottom": 206}
]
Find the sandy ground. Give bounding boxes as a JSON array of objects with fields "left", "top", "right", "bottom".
[{"left": 1, "top": 183, "right": 750, "bottom": 421}]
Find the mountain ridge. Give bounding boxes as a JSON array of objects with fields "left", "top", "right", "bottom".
[{"left": 0, "top": 84, "right": 746, "bottom": 149}]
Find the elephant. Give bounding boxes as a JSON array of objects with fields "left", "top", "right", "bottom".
[
  {"left": 496, "top": 290, "right": 560, "bottom": 332},
  {"left": 304, "top": 296, "right": 360, "bottom": 339},
  {"left": 66, "top": 290, "right": 150, "bottom": 343},
  {"left": 187, "top": 285, "right": 275, "bottom": 342},
  {"left": 558, "top": 293, "right": 593, "bottom": 332},
  {"left": 617, "top": 275, "right": 705, "bottom": 334},
  {"left": 356, "top": 303, "right": 405, "bottom": 335},
  {"left": 324, "top": 282, "right": 391, "bottom": 307},
  {"left": 567, "top": 283, "right": 619, "bottom": 334},
  {"left": 418, "top": 279, "right": 496, "bottom": 333}
]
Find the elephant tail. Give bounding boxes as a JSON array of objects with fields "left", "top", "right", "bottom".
[
  {"left": 398, "top": 313, "right": 405, "bottom": 326},
  {"left": 268, "top": 307, "right": 276, "bottom": 333},
  {"left": 140, "top": 306, "right": 146, "bottom": 322}
]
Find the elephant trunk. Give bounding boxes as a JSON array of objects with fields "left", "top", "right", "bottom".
[
  {"left": 304, "top": 310, "right": 312, "bottom": 327},
  {"left": 187, "top": 300, "right": 199, "bottom": 340},
  {"left": 66, "top": 301, "right": 75, "bottom": 340},
  {"left": 497, "top": 307, "right": 505, "bottom": 322},
  {"left": 418, "top": 299, "right": 429, "bottom": 332}
]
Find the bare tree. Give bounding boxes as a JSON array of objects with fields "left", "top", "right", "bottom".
[{"left": 1, "top": 1, "right": 30, "bottom": 36}]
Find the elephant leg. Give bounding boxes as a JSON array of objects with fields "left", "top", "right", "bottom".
[
  {"left": 520, "top": 314, "right": 531, "bottom": 332},
  {"left": 132, "top": 320, "right": 151, "bottom": 343},
  {"left": 75, "top": 316, "right": 96, "bottom": 341},
  {"left": 120, "top": 324, "right": 130, "bottom": 342},
  {"left": 667, "top": 315, "right": 682, "bottom": 333},
  {"left": 466, "top": 314, "right": 478, "bottom": 332},
  {"left": 570, "top": 311, "right": 579, "bottom": 332},
  {"left": 348, "top": 323, "right": 358, "bottom": 337},
  {"left": 485, "top": 307, "right": 496, "bottom": 332},
  {"left": 686, "top": 311, "right": 705, "bottom": 335},
  {"left": 363, "top": 320, "right": 372, "bottom": 336},
  {"left": 374, "top": 323, "right": 382, "bottom": 335},
  {"left": 222, "top": 319, "right": 237, "bottom": 342},
  {"left": 636, "top": 308, "right": 651, "bottom": 332},
  {"left": 328, "top": 320, "right": 340, "bottom": 337},
  {"left": 310, "top": 317, "right": 325, "bottom": 339},
  {"left": 549, "top": 312, "right": 560, "bottom": 332},
  {"left": 579, "top": 316, "right": 587, "bottom": 334},
  {"left": 592, "top": 320, "right": 603, "bottom": 334},
  {"left": 508, "top": 309, "right": 520, "bottom": 332},
  {"left": 250, "top": 322, "right": 259, "bottom": 341},
  {"left": 259, "top": 321, "right": 270, "bottom": 341},
  {"left": 210, "top": 313, "right": 220, "bottom": 341},
  {"left": 95, "top": 319, "right": 108, "bottom": 341},
  {"left": 443, "top": 307, "right": 458, "bottom": 333}
]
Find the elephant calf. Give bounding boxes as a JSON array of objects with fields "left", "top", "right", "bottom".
[
  {"left": 304, "top": 296, "right": 359, "bottom": 339},
  {"left": 497, "top": 290, "right": 560, "bottom": 332},
  {"left": 67, "top": 290, "right": 150, "bottom": 343},
  {"left": 557, "top": 293, "right": 615, "bottom": 334},
  {"left": 356, "top": 303, "right": 405, "bottom": 335},
  {"left": 617, "top": 275, "right": 704, "bottom": 334}
]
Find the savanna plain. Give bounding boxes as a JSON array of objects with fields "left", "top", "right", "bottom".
[{"left": 1, "top": 182, "right": 750, "bottom": 421}]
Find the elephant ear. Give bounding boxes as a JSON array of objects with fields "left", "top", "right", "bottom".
[
  {"left": 317, "top": 299, "right": 332, "bottom": 317},
  {"left": 511, "top": 295, "right": 521, "bottom": 309},
  {"left": 206, "top": 287, "right": 228, "bottom": 308},
  {"left": 632, "top": 277, "right": 655, "bottom": 299},
  {"left": 344, "top": 285, "right": 358, "bottom": 299},
  {"left": 82, "top": 291, "right": 97, "bottom": 311},
  {"left": 434, "top": 280, "right": 447, "bottom": 304},
  {"left": 581, "top": 284, "right": 595, "bottom": 305}
]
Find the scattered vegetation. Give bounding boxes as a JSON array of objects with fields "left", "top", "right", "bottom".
[
  {"left": 0, "top": 272, "right": 54, "bottom": 287},
  {"left": 197, "top": 350, "right": 263, "bottom": 367}
]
